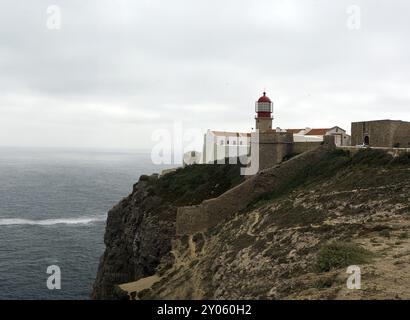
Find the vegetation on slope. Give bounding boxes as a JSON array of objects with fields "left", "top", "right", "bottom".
[
  {"left": 315, "top": 242, "right": 373, "bottom": 272},
  {"left": 249, "top": 148, "right": 410, "bottom": 212},
  {"left": 92, "top": 159, "right": 244, "bottom": 299},
  {"left": 149, "top": 160, "right": 245, "bottom": 206},
  {"left": 145, "top": 148, "right": 410, "bottom": 300}
]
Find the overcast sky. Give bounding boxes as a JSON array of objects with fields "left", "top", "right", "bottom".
[{"left": 1, "top": 0, "right": 410, "bottom": 150}]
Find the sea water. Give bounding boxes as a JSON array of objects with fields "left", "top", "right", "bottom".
[{"left": 0, "top": 147, "right": 172, "bottom": 299}]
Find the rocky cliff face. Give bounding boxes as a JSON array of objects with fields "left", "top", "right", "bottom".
[
  {"left": 93, "top": 149, "right": 410, "bottom": 300},
  {"left": 138, "top": 149, "right": 410, "bottom": 300},
  {"left": 91, "top": 164, "right": 244, "bottom": 299}
]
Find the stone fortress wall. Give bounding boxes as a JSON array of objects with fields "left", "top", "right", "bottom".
[
  {"left": 255, "top": 131, "right": 293, "bottom": 171},
  {"left": 292, "top": 141, "right": 323, "bottom": 154},
  {"left": 351, "top": 120, "right": 410, "bottom": 148},
  {"left": 176, "top": 133, "right": 410, "bottom": 236},
  {"left": 176, "top": 137, "right": 335, "bottom": 236}
]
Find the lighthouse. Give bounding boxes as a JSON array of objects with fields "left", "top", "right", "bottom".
[
  {"left": 255, "top": 92, "right": 273, "bottom": 132},
  {"left": 251, "top": 91, "right": 293, "bottom": 171}
]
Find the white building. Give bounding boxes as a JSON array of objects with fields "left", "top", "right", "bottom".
[
  {"left": 202, "top": 130, "right": 251, "bottom": 164},
  {"left": 284, "top": 126, "right": 351, "bottom": 146},
  {"left": 200, "top": 126, "right": 350, "bottom": 164},
  {"left": 197, "top": 93, "right": 351, "bottom": 164}
]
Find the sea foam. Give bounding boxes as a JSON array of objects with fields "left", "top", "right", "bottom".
[{"left": 0, "top": 216, "right": 106, "bottom": 226}]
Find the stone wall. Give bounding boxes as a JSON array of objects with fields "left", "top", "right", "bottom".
[
  {"left": 292, "top": 141, "right": 322, "bottom": 155},
  {"left": 176, "top": 142, "right": 334, "bottom": 236},
  {"left": 392, "top": 121, "right": 410, "bottom": 148},
  {"left": 351, "top": 120, "right": 410, "bottom": 147},
  {"left": 255, "top": 131, "right": 293, "bottom": 171}
]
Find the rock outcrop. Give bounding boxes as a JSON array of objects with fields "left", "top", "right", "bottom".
[
  {"left": 140, "top": 149, "right": 410, "bottom": 299},
  {"left": 91, "top": 164, "right": 244, "bottom": 299},
  {"left": 93, "top": 148, "right": 410, "bottom": 300}
]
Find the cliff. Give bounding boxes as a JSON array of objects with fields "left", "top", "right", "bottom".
[
  {"left": 91, "top": 163, "right": 244, "bottom": 299},
  {"left": 93, "top": 148, "right": 410, "bottom": 300}
]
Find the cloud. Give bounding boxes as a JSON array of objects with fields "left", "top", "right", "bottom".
[{"left": 1, "top": 0, "right": 410, "bottom": 149}]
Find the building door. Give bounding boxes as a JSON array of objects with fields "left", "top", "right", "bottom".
[
  {"left": 334, "top": 134, "right": 342, "bottom": 146},
  {"left": 364, "top": 135, "right": 370, "bottom": 145}
]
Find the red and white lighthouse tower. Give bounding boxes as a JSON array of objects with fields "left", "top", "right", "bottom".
[{"left": 255, "top": 91, "right": 273, "bottom": 132}]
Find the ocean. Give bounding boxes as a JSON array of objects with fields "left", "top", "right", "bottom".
[{"left": 0, "top": 147, "right": 173, "bottom": 300}]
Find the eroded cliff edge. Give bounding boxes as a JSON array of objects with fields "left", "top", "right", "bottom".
[
  {"left": 91, "top": 163, "right": 244, "bottom": 299},
  {"left": 93, "top": 148, "right": 410, "bottom": 300},
  {"left": 141, "top": 149, "right": 410, "bottom": 299}
]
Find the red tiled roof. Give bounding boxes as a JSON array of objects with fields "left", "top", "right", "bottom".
[
  {"left": 304, "top": 128, "right": 330, "bottom": 136},
  {"left": 285, "top": 129, "right": 304, "bottom": 134},
  {"left": 211, "top": 128, "right": 332, "bottom": 137}
]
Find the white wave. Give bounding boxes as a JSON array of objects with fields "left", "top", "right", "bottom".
[{"left": 0, "top": 216, "right": 106, "bottom": 226}]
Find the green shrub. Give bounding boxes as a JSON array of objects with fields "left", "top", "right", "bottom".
[{"left": 315, "top": 241, "right": 373, "bottom": 272}]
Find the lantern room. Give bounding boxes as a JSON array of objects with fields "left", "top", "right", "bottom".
[
  {"left": 255, "top": 91, "right": 273, "bottom": 132},
  {"left": 255, "top": 92, "right": 273, "bottom": 118}
]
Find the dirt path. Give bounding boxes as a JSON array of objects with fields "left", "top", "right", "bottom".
[
  {"left": 118, "top": 275, "right": 160, "bottom": 300},
  {"left": 247, "top": 211, "right": 260, "bottom": 236}
]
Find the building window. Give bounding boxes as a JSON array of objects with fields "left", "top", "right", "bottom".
[
  {"left": 191, "top": 151, "right": 196, "bottom": 157},
  {"left": 227, "top": 140, "right": 229, "bottom": 144},
  {"left": 220, "top": 140, "right": 224, "bottom": 145},
  {"left": 233, "top": 141, "right": 236, "bottom": 145},
  {"left": 240, "top": 141, "right": 243, "bottom": 145},
  {"left": 364, "top": 136, "right": 370, "bottom": 145}
]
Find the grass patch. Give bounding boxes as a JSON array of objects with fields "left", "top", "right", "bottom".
[
  {"left": 150, "top": 161, "right": 245, "bottom": 206},
  {"left": 352, "top": 149, "right": 410, "bottom": 167},
  {"left": 270, "top": 149, "right": 351, "bottom": 199},
  {"left": 247, "top": 149, "right": 351, "bottom": 210},
  {"left": 315, "top": 241, "right": 373, "bottom": 273},
  {"left": 245, "top": 148, "right": 410, "bottom": 214},
  {"left": 260, "top": 200, "right": 329, "bottom": 229},
  {"left": 350, "top": 149, "right": 393, "bottom": 166}
]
